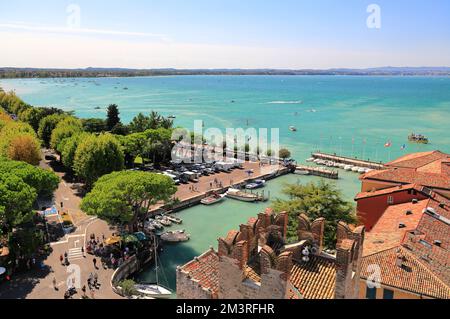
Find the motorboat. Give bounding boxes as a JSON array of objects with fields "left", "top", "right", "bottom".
[
  {"left": 158, "top": 216, "right": 172, "bottom": 227},
  {"left": 306, "top": 158, "right": 315, "bottom": 163},
  {"left": 358, "top": 167, "right": 367, "bottom": 174},
  {"left": 226, "top": 188, "right": 262, "bottom": 202},
  {"left": 344, "top": 165, "right": 353, "bottom": 171},
  {"left": 134, "top": 284, "right": 172, "bottom": 299},
  {"left": 165, "top": 215, "right": 182, "bottom": 224},
  {"left": 245, "top": 180, "right": 266, "bottom": 190},
  {"left": 351, "top": 166, "right": 360, "bottom": 172},
  {"left": 295, "top": 169, "right": 310, "bottom": 175},
  {"left": 160, "top": 230, "right": 190, "bottom": 243},
  {"left": 289, "top": 126, "right": 298, "bottom": 132},
  {"left": 201, "top": 193, "right": 226, "bottom": 205}
]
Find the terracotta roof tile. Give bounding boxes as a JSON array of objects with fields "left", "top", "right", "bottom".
[
  {"left": 181, "top": 250, "right": 219, "bottom": 293},
  {"left": 361, "top": 247, "right": 450, "bottom": 299},
  {"left": 289, "top": 255, "right": 336, "bottom": 299},
  {"left": 386, "top": 151, "right": 448, "bottom": 169},
  {"left": 355, "top": 184, "right": 421, "bottom": 200}
]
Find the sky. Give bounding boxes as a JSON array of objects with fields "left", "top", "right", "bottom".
[{"left": 0, "top": 0, "right": 449, "bottom": 69}]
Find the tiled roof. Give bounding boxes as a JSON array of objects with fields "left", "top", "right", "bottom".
[
  {"left": 180, "top": 249, "right": 219, "bottom": 294},
  {"left": 361, "top": 167, "right": 450, "bottom": 190},
  {"left": 361, "top": 247, "right": 450, "bottom": 299},
  {"left": 289, "top": 255, "right": 336, "bottom": 299},
  {"left": 363, "top": 199, "right": 428, "bottom": 256},
  {"left": 355, "top": 184, "right": 421, "bottom": 200},
  {"left": 386, "top": 151, "right": 448, "bottom": 169}
]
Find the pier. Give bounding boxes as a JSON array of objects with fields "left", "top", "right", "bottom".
[
  {"left": 148, "top": 164, "right": 291, "bottom": 215},
  {"left": 295, "top": 165, "right": 339, "bottom": 179},
  {"left": 311, "top": 152, "right": 385, "bottom": 170}
]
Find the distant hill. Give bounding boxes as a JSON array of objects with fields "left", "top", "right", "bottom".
[{"left": 1, "top": 66, "right": 449, "bottom": 79}]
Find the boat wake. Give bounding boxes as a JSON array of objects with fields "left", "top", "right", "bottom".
[{"left": 267, "top": 100, "right": 303, "bottom": 105}]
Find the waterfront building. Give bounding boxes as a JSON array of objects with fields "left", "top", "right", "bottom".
[
  {"left": 176, "top": 208, "right": 365, "bottom": 299},
  {"left": 360, "top": 150, "right": 450, "bottom": 198},
  {"left": 356, "top": 151, "right": 450, "bottom": 299}
]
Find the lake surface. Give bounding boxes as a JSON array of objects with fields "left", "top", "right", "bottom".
[{"left": 2, "top": 75, "right": 449, "bottom": 293}]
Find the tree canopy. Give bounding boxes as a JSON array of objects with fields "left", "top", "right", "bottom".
[
  {"left": 271, "top": 180, "right": 356, "bottom": 248},
  {"left": 50, "top": 116, "right": 83, "bottom": 151},
  {"left": 38, "top": 113, "right": 68, "bottom": 147},
  {"left": 73, "top": 133, "right": 124, "bottom": 188},
  {"left": 81, "top": 171, "right": 176, "bottom": 230},
  {"left": 0, "top": 121, "right": 41, "bottom": 165},
  {"left": 106, "top": 104, "right": 121, "bottom": 131}
]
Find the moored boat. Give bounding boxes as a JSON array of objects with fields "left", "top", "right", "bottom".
[
  {"left": 226, "top": 188, "right": 261, "bottom": 202},
  {"left": 351, "top": 166, "right": 360, "bottom": 172},
  {"left": 295, "top": 169, "right": 310, "bottom": 175},
  {"left": 134, "top": 284, "right": 172, "bottom": 299},
  {"left": 344, "top": 165, "right": 353, "bottom": 171},
  {"left": 160, "top": 230, "right": 190, "bottom": 243},
  {"left": 165, "top": 215, "right": 182, "bottom": 224},
  {"left": 245, "top": 179, "right": 266, "bottom": 190},
  {"left": 408, "top": 133, "right": 429, "bottom": 144},
  {"left": 201, "top": 193, "right": 226, "bottom": 205}
]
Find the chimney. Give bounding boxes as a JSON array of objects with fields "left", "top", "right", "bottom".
[{"left": 277, "top": 251, "right": 293, "bottom": 281}]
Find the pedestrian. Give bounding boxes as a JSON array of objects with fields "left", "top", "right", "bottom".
[
  {"left": 59, "top": 254, "right": 64, "bottom": 265},
  {"left": 52, "top": 277, "right": 57, "bottom": 290},
  {"left": 81, "top": 246, "right": 85, "bottom": 258},
  {"left": 82, "top": 285, "right": 86, "bottom": 296},
  {"left": 93, "top": 257, "right": 97, "bottom": 269},
  {"left": 93, "top": 273, "right": 98, "bottom": 288},
  {"left": 102, "top": 233, "right": 106, "bottom": 242}
]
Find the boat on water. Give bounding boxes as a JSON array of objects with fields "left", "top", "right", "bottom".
[
  {"left": 134, "top": 234, "right": 173, "bottom": 299},
  {"left": 165, "top": 215, "right": 182, "bottom": 224},
  {"left": 245, "top": 179, "right": 266, "bottom": 190},
  {"left": 295, "top": 169, "right": 310, "bottom": 175},
  {"left": 134, "top": 284, "right": 172, "bottom": 299},
  {"left": 289, "top": 126, "right": 298, "bottom": 132},
  {"left": 357, "top": 167, "right": 367, "bottom": 174},
  {"left": 152, "top": 221, "right": 164, "bottom": 230},
  {"left": 201, "top": 193, "right": 226, "bottom": 205},
  {"left": 408, "top": 133, "right": 429, "bottom": 144},
  {"left": 160, "top": 230, "right": 190, "bottom": 243},
  {"left": 168, "top": 115, "right": 176, "bottom": 119},
  {"left": 351, "top": 167, "right": 361, "bottom": 172},
  {"left": 226, "top": 188, "right": 261, "bottom": 202},
  {"left": 344, "top": 165, "right": 353, "bottom": 171},
  {"left": 306, "top": 158, "right": 315, "bottom": 163},
  {"left": 157, "top": 216, "right": 172, "bottom": 227}
]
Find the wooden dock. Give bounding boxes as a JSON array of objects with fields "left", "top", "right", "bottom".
[
  {"left": 311, "top": 152, "right": 385, "bottom": 170},
  {"left": 295, "top": 165, "right": 339, "bottom": 179}
]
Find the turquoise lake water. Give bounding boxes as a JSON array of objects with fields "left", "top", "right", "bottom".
[{"left": 1, "top": 75, "right": 449, "bottom": 292}]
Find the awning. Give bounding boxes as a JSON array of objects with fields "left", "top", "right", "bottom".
[{"left": 104, "top": 236, "right": 121, "bottom": 245}]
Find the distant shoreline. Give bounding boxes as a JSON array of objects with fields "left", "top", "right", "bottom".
[{"left": 1, "top": 67, "right": 450, "bottom": 79}]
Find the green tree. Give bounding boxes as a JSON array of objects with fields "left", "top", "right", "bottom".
[
  {"left": 0, "top": 158, "right": 59, "bottom": 198},
  {"left": 279, "top": 148, "right": 291, "bottom": 159},
  {"left": 38, "top": 113, "right": 68, "bottom": 147},
  {"left": 0, "top": 173, "right": 36, "bottom": 229},
  {"left": 73, "top": 133, "right": 124, "bottom": 188},
  {"left": 82, "top": 118, "right": 106, "bottom": 133},
  {"left": 0, "top": 121, "right": 40, "bottom": 164},
  {"left": 19, "top": 107, "right": 64, "bottom": 132},
  {"left": 61, "top": 132, "right": 91, "bottom": 171},
  {"left": 50, "top": 117, "right": 83, "bottom": 151},
  {"left": 106, "top": 104, "right": 121, "bottom": 131},
  {"left": 129, "top": 113, "right": 151, "bottom": 133},
  {"left": 81, "top": 171, "right": 176, "bottom": 231},
  {"left": 271, "top": 180, "right": 356, "bottom": 248}
]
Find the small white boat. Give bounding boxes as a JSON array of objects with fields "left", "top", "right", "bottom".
[
  {"left": 365, "top": 168, "right": 373, "bottom": 173},
  {"left": 358, "top": 167, "right": 367, "bottom": 174},
  {"left": 152, "top": 221, "right": 164, "bottom": 230},
  {"left": 352, "top": 167, "right": 360, "bottom": 172},
  {"left": 333, "top": 162, "right": 341, "bottom": 168},
  {"left": 306, "top": 158, "right": 315, "bottom": 163},
  {"left": 295, "top": 169, "right": 310, "bottom": 175},
  {"left": 289, "top": 126, "right": 298, "bottom": 132},
  {"left": 317, "top": 160, "right": 326, "bottom": 165},
  {"left": 245, "top": 179, "right": 266, "bottom": 190},
  {"left": 226, "top": 188, "right": 261, "bottom": 202},
  {"left": 313, "top": 159, "right": 321, "bottom": 163},
  {"left": 344, "top": 165, "right": 353, "bottom": 171},
  {"left": 161, "top": 230, "right": 190, "bottom": 243},
  {"left": 134, "top": 284, "right": 172, "bottom": 299},
  {"left": 165, "top": 215, "right": 182, "bottom": 224},
  {"left": 338, "top": 163, "right": 346, "bottom": 169},
  {"left": 326, "top": 161, "right": 335, "bottom": 167},
  {"left": 201, "top": 193, "right": 226, "bottom": 205}
]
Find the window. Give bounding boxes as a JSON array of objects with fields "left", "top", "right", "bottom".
[
  {"left": 387, "top": 196, "right": 394, "bottom": 204},
  {"left": 366, "top": 287, "right": 377, "bottom": 299},
  {"left": 383, "top": 289, "right": 394, "bottom": 299}
]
